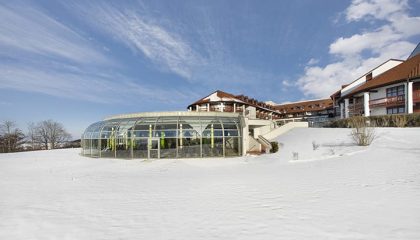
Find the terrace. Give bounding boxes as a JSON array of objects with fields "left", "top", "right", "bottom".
[{"left": 369, "top": 95, "right": 405, "bottom": 108}]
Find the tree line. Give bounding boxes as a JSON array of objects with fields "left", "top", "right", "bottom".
[{"left": 0, "top": 120, "right": 78, "bottom": 153}]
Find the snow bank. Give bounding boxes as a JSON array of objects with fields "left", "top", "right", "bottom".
[{"left": 0, "top": 128, "right": 419, "bottom": 239}]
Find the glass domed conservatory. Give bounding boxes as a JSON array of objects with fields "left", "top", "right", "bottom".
[{"left": 81, "top": 112, "right": 243, "bottom": 159}]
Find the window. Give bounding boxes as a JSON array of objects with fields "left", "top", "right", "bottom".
[
  {"left": 386, "top": 85, "right": 404, "bottom": 97},
  {"left": 387, "top": 106, "right": 405, "bottom": 114},
  {"left": 366, "top": 72, "right": 373, "bottom": 81}
]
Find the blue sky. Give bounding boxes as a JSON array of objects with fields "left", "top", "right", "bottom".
[{"left": 1, "top": 0, "right": 419, "bottom": 138}]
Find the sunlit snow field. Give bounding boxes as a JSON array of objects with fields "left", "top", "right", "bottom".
[{"left": 1, "top": 128, "right": 420, "bottom": 240}]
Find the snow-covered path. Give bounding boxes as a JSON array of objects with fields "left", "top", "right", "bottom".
[{"left": 1, "top": 128, "right": 420, "bottom": 239}]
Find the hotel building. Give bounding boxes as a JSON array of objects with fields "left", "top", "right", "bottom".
[
  {"left": 81, "top": 43, "right": 420, "bottom": 159},
  {"left": 332, "top": 44, "right": 420, "bottom": 118}
]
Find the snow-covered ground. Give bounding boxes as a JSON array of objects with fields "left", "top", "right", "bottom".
[{"left": 1, "top": 128, "right": 420, "bottom": 240}]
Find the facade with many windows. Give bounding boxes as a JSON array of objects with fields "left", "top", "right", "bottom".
[
  {"left": 187, "top": 90, "right": 283, "bottom": 120},
  {"left": 271, "top": 99, "right": 334, "bottom": 124},
  {"left": 331, "top": 46, "right": 420, "bottom": 118},
  {"left": 187, "top": 90, "right": 334, "bottom": 123},
  {"left": 81, "top": 43, "right": 420, "bottom": 159}
]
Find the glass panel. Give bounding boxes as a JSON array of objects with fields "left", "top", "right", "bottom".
[
  {"left": 397, "top": 85, "right": 405, "bottom": 96},
  {"left": 179, "top": 129, "right": 200, "bottom": 138},
  {"left": 178, "top": 117, "right": 201, "bottom": 158},
  {"left": 178, "top": 138, "right": 201, "bottom": 158},
  {"left": 224, "top": 129, "right": 239, "bottom": 137},
  {"left": 222, "top": 123, "right": 237, "bottom": 129},
  {"left": 155, "top": 119, "right": 178, "bottom": 158},
  {"left": 149, "top": 139, "right": 159, "bottom": 158},
  {"left": 155, "top": 122, "right": 178, "bottom": 130},
  {"left": 91, "top": 139, "right": 100, "bottom": 157},
  {"left": 83, "top": 116, "right": 242, "bottom": 159},
  {"left": 392, "top": 108, "right": 397, "bottom": 114},
  {"left": 100, "top": 138, "right": 113, "bottom": 158},
  {"left": 202, "top": 137, "right": 223, "bottom": 157},
  {"left": 202, "top": 129, "right": 223, "bottom": 137},
  {"left": 225, "top": 137, "right": 240, "bottom": 157},
  {"left": 83, "top": 139, "right": 91, "bottom": 156},
  {"left": 133, "top": 138, "right": 148, "bottom": 159},
  {"left": 398, "top": 107, "right": 405, "bottom": 113},
  {"left": 116, "top": 134, "right": 131, "bottom": 158},
  {"left": 153, "top": 130, "right": 177, "bottom": 138},
  {"left": 160, "top": 138, "right": 177, "bottom": 158},
  {"left": 133, "top": 130, "right": 149, "bottom": 138}
]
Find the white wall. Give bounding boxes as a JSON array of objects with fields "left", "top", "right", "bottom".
[
  {"left": 372, "top": 60, "right": 402, "bottom": 79},
  {"left": 371, "top": 107, "right": 387, "bottom": 116},
  {"left": 341, "top": 60, "right": 403, "bottom": 97},
  {"left": 370, "top": 82, "right": 405, "bottom": 100},
  {"left": 246, "top": 106, "right": 256, "bottom": 119},
  {"left": 253, "top": 125, "right": 273, "bottom": 138},
  {"left": 247, "top": 136, "right": 261, "bottom": 152},
  {"left": 262, "top": 122, "right": 308, "bottom": 140},
  {"left": 369, "top": 82, "right": 406, "bottom": 116}
]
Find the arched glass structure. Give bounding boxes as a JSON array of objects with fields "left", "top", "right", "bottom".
[{"left": 81, "top": 112, "right": 243, "bottom": 159}]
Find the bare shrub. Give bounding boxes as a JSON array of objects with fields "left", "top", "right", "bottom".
[
  {"left": 392, "top": 115, "right": 407, "bottom": 128},
  {"left": 349, "top": 116, "right": 375, "bottom": 146},
  {"left": 312, "top": 140, "right": 320, "bottom": 150},
  {"left": 380, "top": 115, "right": 390, "bottom": 127},
  {"left": 292, "top": 152, "right": 299, "bottom": 160}
]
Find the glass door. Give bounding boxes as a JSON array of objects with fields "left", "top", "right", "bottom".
[{"left": 148, "top": 138, "right": 160, "bottom": 159}]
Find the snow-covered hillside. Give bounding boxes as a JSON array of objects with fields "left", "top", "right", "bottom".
[{"left": 1, "top": 128, "right": 419, "bottom": 240}]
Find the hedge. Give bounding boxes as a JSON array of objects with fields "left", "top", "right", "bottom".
[
  {"left": 325, "top": 113, "right": 420, "bottom": 128},
  {"left": 270, "top": 141, "right": 279, "bottom": 153}
]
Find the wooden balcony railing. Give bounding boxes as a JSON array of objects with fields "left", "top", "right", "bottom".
[
  {"left": 414, "top": 90, "right": 420, "bottom": 103},
  {"left": 369, "top": 95, "right": 405, "bottom": 108},
  {"left": 348, "top": 103, "right": 364, "bottom": 116},
  {"left": 207, "top": 105, "right": 244, "bottom": 113}
]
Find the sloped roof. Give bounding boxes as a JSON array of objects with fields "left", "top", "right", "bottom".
[
  {"left": 330, "top": 89, "right": 341, "bottom": 100},
  {"left": 343, "top": 53, "right": 420, "bottom": 98},
  {"left": 274, "top": 98, "right": 333, "bottom": 114},
  {"left": 188, "top": 90, "right": 245, "bottom": 106},
  {"left": 408, "top": 42, "right": 420, "bottom": 59},
  {"left": 188, "top": 90, "right": 279, "bottom": 112}
]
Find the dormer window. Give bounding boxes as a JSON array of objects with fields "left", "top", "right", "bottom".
[{"left": 366, "top": 72, "right": 373, "bottom": 81}]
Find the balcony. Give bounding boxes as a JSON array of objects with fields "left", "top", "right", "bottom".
[
  {"left": 348, "top": 103, "right": 364, "bottom": 116},
  {"left": 369, "top": 95, "right": 405, "bottom": 108},
  {"left": 414, "top": 90, "right": 420, "bottom": 103},
  {"left": 208, "top": 105, "right": 244, "bottom": 113}
]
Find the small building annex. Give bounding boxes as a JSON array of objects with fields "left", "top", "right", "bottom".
[{"left": 82, "top": 111, "right": 243, "bottom": 159}]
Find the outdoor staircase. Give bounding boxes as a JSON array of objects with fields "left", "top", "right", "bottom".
[{"left": 257, "top": 135, "right": 272, "bottom": 153}]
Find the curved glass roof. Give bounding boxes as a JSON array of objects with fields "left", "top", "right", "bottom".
[{"left": 81, "top": 112, "right": 243, "bottom": 159}]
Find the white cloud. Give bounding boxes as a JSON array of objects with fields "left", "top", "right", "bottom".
[
  {"left": 67, "top": 2, "right": 204, "bottom": 80},
  {"left": 307, "top": 58, "right": 319, "bottom": 65},
  {"left": 282, "top": 80, "right": 294, "bottom": 87},
  {"left": 0, "top": 63, "right": 190, "bottom": 104},
  {"left": 346, "top": 0, "right": 409, "bottom": 22},
  {"left": 0, "top": 2, "right": 195, "bottom": 105},
  {"left": 329, "top": 25, "right": 401, "bottom": 56},
  {"left": 65, "top": 2, "right": 273, "bottom": 90},
  {"left": 297, "top": 0, "right": 420, "bottom": 98},
  {"left": 0, "top": 2, "right": 109, "bottom": 65}
]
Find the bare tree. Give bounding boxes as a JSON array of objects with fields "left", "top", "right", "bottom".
[
  {"left": 0, "top": 120, "right": 25, "bottom": 153},
  {"left": 36, "top": 120, "right": 71, "bottom": 150},
  {"left": 27, "top": 122, "right": 41, "bottom": 150}
]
